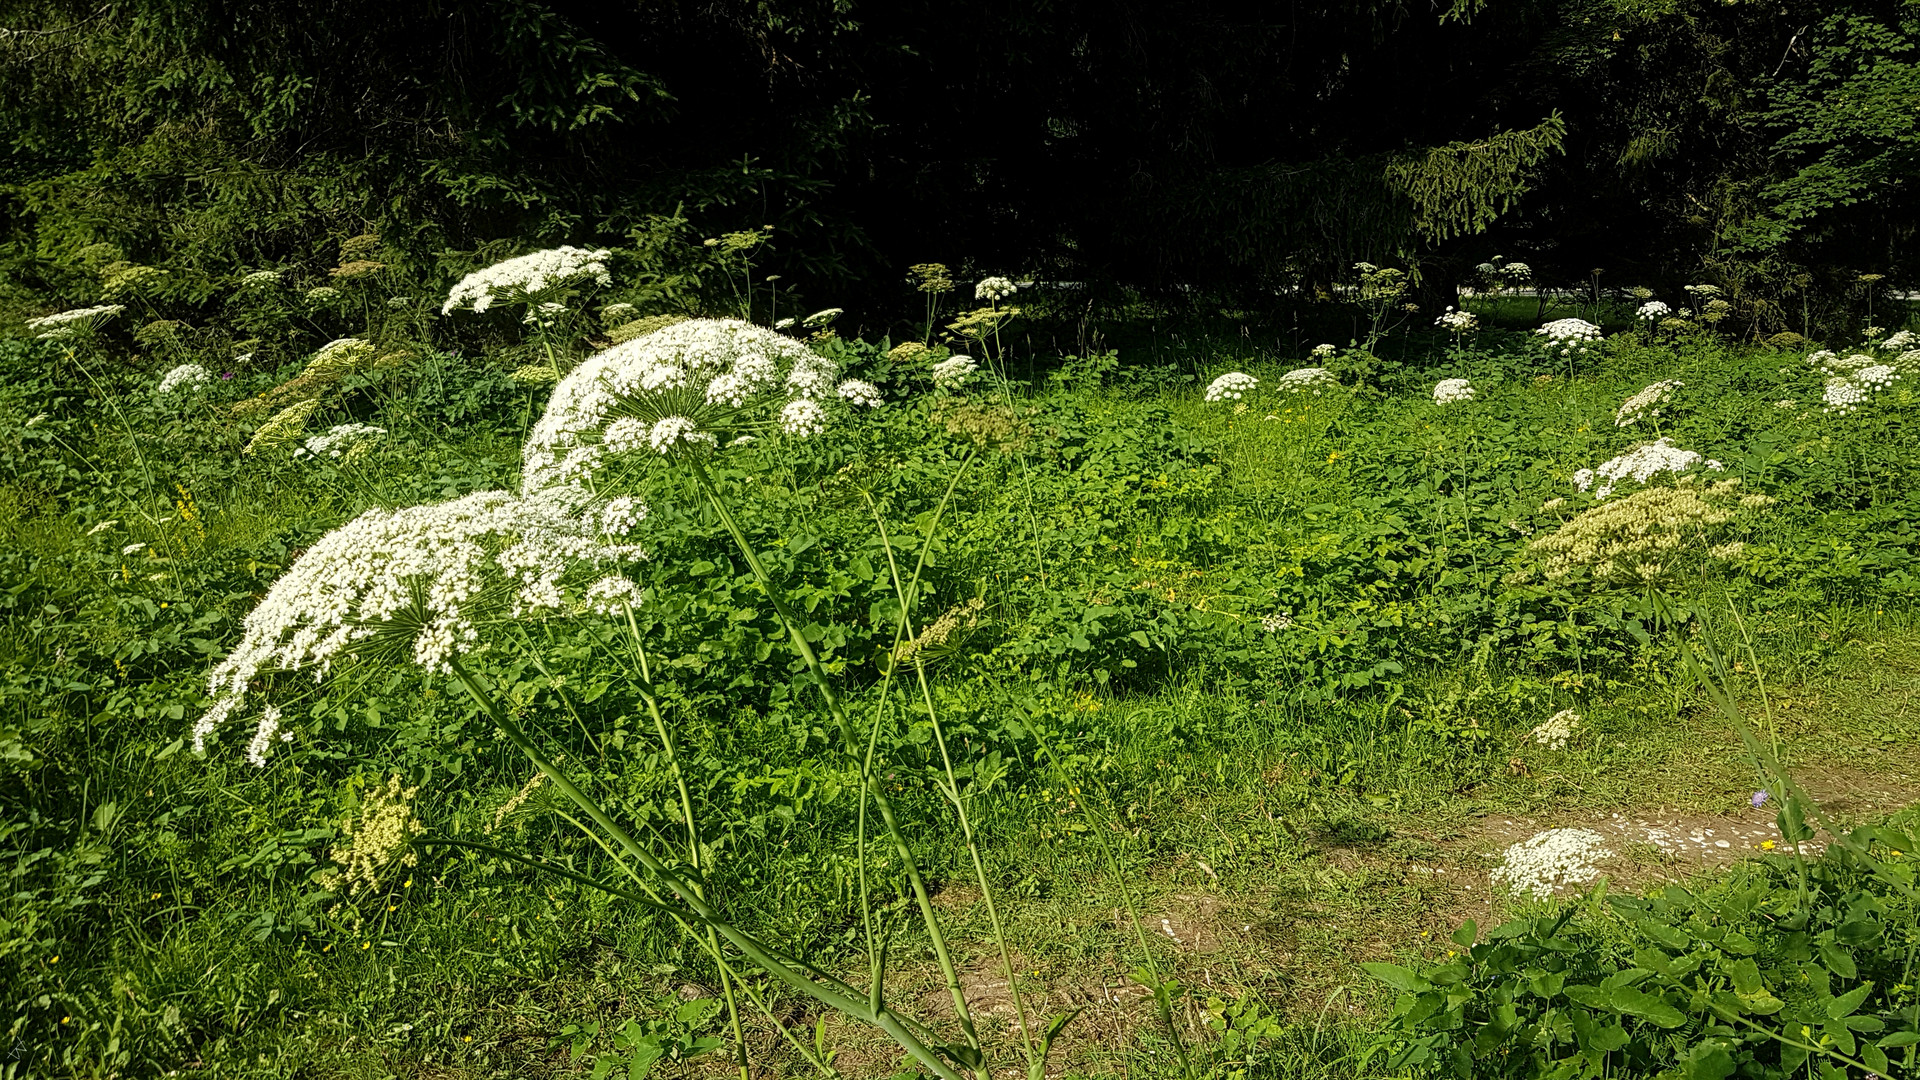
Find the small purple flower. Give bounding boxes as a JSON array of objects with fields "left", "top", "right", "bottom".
[
  {"left": 221, "top": 371, "right": 235, "bottom": 380},
  {"left": 1751, "top": 790, "right": 1769, "bottom": 808}
]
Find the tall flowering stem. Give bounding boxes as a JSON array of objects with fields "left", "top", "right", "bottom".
[
  {"left": 445, "top": 656, "right": 969, "bottom": 1080},
  {"left": 684, "top": 455, "right": 991, "bottom": 1072},
  {"left": 857, "top": 460, "right": 1060, "bottom": 1079}
]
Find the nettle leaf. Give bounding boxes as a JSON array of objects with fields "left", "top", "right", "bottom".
[
  {"left": 1362, "top": 962, "right": 1430, "bottom": 993},
  {"left": 1609, "top": 985, "right": 1685, "bottom": 1028}
]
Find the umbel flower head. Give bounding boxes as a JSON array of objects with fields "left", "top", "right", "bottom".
[
  {"left": 1572, "top": 436, "right": 1722, "bottom": 499},
  {"left": 975, "top": 276, "right": 1017, "bottom": 302},
  {"left": 1433, "top": 378, "right": 1474, "bottom": 405},
  {"left": 1434, "top": 307, "right": 1478, "bottom": 334},
  {"left": 1535, "top": 318, "right": 1603, "bottom": 359},
  {"left": 1615, "top": 379, "right": 1682, "bottom": 427},
  {"left": 1274, "top": 367, "right": 1339, "bottom": 395},
  {"left": 194, "top": 486, "right": 644, "bottom": 763},
  {"left": 157, "top": 363, "right": 213, "bottom": 397},
  {"left": 25, "top": 304, "right": 124, "bottom": 339},
  {"left": 1204, "top": 372, "right": 1258, "bottom": 402},
  {"left": 1636, "top": 300, "right": 1671, "bottom": 321},
  {"left": 295, "top": 423, "right": 387, "bottom": 463},
  {"left": 931, "top": 355, "right": 977, "bottom": 391},
  {"left": 520, "top": 318, "right": 877, "bottom": 492},
  {"left": 443, "top": 246, "right": 612, "bottom": 315},
  {"left": 1521, "top": 476, "right": 1767, "bottom": 585}
]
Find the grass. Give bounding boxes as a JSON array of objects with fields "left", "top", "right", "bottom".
[{"left": 3, "top": 306, "right": 1919, "bottom": 1078}]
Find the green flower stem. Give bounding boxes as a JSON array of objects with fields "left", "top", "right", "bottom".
[
  {"left": 445, "top": 657, "right": 964, "bottom": 1080},
  {"left": 618, "top": 607, "right": 750, "bottom": 1080},
  {"left": 686, "top": 456, "right": 987, "bottom": 1067},
  {"left": 860, "top": 472, "right": 1042, "bottom": 1070},
  {"left": 1039, "top": 746, "right": 1196, "bottom": 1080}
]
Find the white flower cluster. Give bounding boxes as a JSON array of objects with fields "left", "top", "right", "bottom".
[
  {"left": 1531, "top": 709, "right": 1581, "bottom": 750},
  {"left": 1491, "top": 828, "right": 1611, "bottom": 897},
  {"left": 306, "top": 286, "right": 341, "bottom": 304},
  {"left": 520, "top": 318, "right": 872, "bottom": 491},
  {"left": 157, "top": 363, "right": 213, "bottom": 397},
  {"left": 295, "top": 423, "right": 388, "bottom": 461},
  {"left": 1615, "top": 379, "right": 1682, "bottom": 427},
  {"left": 1205, "top": 372, "right": 1259, "bottom": 402},
  {"left": 1882, "top": 330, "right": 1917, "bottom": 351},
  {"left": 975, "top": 276, "right": 1017, "bottom": 302},
  {"left": 1535, "top": 318, "right": 1603, "bottom": 358},
  {"left": 931, "top": 355, "right": 977, "bottom": 391},
  {"left": 1636, "top": 300, "right": 1671, "bottom": 321},
  {"left": 1434, "top": 307, "right": 1478, "bottom": 333},
  {"left": 1823, "top": 378, "right": 1870, "bottom": 414},
  {"left": 802, "top": 308, "right": 842, "bottom": 327},
  {"left": 241, "top": 270, "right": 280, "bottom": 287},
  {"left": 25, "top": 304, "right": 125, "bottom": 339},
  {"left": 442, "top": 246, "right": 612, "bottom": 315},
  {"left": 1309, "top": 343, "right": 1337, "bottom": 360},
  {"left": 1810, "top": 348, "right": 1902, "bottom": 414},
  {"left": 194, "top": 486, "right": 645, "bottom": 762},
  {"left": 1274, "top": 367, "right": 1339, "bottom": 395},
  {"left": 1433, "top": 378, "right": 1474, "bottom": 405},
  {"left": 585, "top": 574, "right": 642, "bottom": 615},
  {"left": 1572, "top": 437, "right": 1723, "bottom": 499}
]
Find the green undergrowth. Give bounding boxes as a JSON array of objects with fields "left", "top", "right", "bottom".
[{"left": 3, "top": 316, "right": 1918, "bottom": 1077}]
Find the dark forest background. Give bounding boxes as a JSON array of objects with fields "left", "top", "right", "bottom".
[{"left": 1, "top": 0, "right": 1915, "bottom": 333}]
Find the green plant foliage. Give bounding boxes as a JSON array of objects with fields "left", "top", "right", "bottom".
[{"left": 1363, "top": 827, "right": 1920, "bottom": 1078}]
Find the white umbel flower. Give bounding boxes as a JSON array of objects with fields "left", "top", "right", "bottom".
[
  {"left": 521, "top": 318, "right": 838, "bottom": 490},
  {"left": 585, "top": 575, "right": 642, "bottom": 615},
  {"left": 1535, "top": 318, "right": 1603, "bottom": 358},
  {"left": 1615, "top": 380, "right": 1682, "bottom": 427},
  {"left": 1492, "top": 828, "right": 1611, "bottom": 897},
  {"left": 194, "top": 487, "right": 643, "bottom": 763},
  {"left": 1434, "top": 307, "right": 1478, "bottom": 333},
  {"left": 157, "top": 363, "right": 213, "bottom": 397},
  {"left": 931, "top": 355, "right": 977, "bottom": 391},
  {"left": 1274, "top": 367, "right": 1339, "bottom": 395},
  {"left": 1433, "top": 378, "right": 1474, "bottom": 405},
  {"left": 442, "top": 246, "right": 612, "bottom": 315},
  {"left": 780, "top": 398, "right": 828, "bottom": 436},
  {"left": 1531, "top": 709, "right": 1581, "bottom": 750},
  {"left": 975, "top": 276, "right": 1017, "bottom": 302},
  {"left": 835, "top": 379, "right": 883, "bottom": 408},
  {"left": 1823, "top": 377, "right": 1870, "bottom": 414},
  {"left": 26, "top": 304, "right": 124, "bottom": 338},
  {"left": 295, "top": 423, "right": 387, "bottom": 461},
  {"left": 647, "top": 416, "right": 716, "bottom": 453},
  {"left": 1574, "top": 437, "right": 1722, "bottom": 498},
  {"left": 1309, "top": 343, "right": 1337, "bottom": 359},
  {"left": 1636, "top": 300, "right": 1671, "bottom": 321},
  {"left": 1204, "top": 372, "right": 1258, "bottom": 402},
  {"left": 1882, "top": 329, "right": 1917, "bottom": 350},
  {"left": 1857, "top": 364, "right": 1899, "bottom": 391}
]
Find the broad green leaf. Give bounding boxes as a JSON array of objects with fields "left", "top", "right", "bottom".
[
  {"left": 1609, "top": 985, "right": 1685, "bottom": 1028},
  {"left": 1819, "top": 942, "right": 1858, "bottom": 980},
  {"left": 1680, "top": 1042, "right": 1736, "bottom": 1080},
  {"left": 1451, "top": 919, "right": 1478, "bottom": 947},
  {"left": 1563, "top": 984, "right": 1611, "bottom": 1010},
  {"left": 1826, "top": 982, "right": 1874, "bottom": 1019},
  {"left": 1361, "top": 962, "right": 1430, "bottom": 993}
]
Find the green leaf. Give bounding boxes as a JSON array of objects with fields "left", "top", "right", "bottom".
[
  {"left": 1361, "top": 962, "right": 1430, "bottom": 993},
  {"left": 1451, "top": 919, "right": 1478, "bottom": 947},
  {"left": 1563, "top": 984, "right": 1611, "bottom": 1010},
  {"left": 1878, "top": 1031, "right": 1920, "bottom": 1048},
  {"left": 1835, "top": 920, "right": 1882, "bottom": 947},
  {"left": 1609, "top": 985, "right": 1685, "bottom": 1028},
  {"left": 1826, "top": 982, "right": 1874, "bottom": 1019},
  {"left": 1819, "top": 942, "right": 1858, "bottom": 980},
  {"left": 1862, "top": 1041, "right": 1891, "bottom": 1077},
  {"left": 1681, "top": 1042, "right": 1736, "bottom": 1080},
  {"left": 1728, "top": 957, "right": 1764, "bottom": 997}
]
